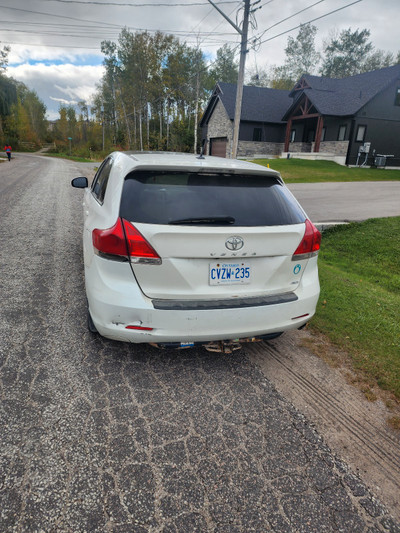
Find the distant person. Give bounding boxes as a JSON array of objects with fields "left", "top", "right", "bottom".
[{"left": 4, "top": 144, "right": 12, "bottom": 161}]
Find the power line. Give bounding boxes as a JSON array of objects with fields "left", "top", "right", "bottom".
[
  {"left": 0, "top": 25, "right": 237, "bottom": 37},
  {"left": 257, "top": 0, "right": 327, "bottom": 40},
  {"left": 0, "top": 4, "right": 123, "bottom": 28},
  {"left": 39, "top": 0, "right": 238, "bottom": 5},
  {"left": 257, "top": 0, "right": 364, "bottom": 46}
]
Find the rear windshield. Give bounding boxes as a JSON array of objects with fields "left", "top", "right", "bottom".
[{"left": 119, "top": 171, "right": 305, "bottom": 226}]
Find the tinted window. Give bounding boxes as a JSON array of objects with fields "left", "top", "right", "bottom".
[
  {"left": 92, "top": 157, "right": 113, "bottom": 203},
  {"left": 119, "top": 171, "right": 305, "bottom": 226},
  {"left": 253, "top": 128, "right": 262, "bottom": 141},
  {"left": 395, "top": 87, "right": 400, "bottom": 106}
]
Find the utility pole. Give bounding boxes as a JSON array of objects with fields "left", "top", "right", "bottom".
[{"left": 207, "top": 0, "right": 251, "bottom": 159}]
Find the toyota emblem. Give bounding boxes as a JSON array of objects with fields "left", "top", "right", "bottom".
[{"left": 225, "top": 236, "right": 244, "bottom": 251}]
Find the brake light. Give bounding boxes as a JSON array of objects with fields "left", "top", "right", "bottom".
[
  {"left": 93, "top": 218, "right": 128, "bottom": 258},
  {"left": 292, "top": 219, "right": 321, "bottom": 260},
  {"left": 92, "top": 218, "right": 161, "bottom": 264},
  {"left": 122, "top": 219, "right": 161, "bottom": 263}
]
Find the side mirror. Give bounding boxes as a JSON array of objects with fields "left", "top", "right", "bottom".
[{"left": 71, "top": 177, "right": 88, "bottom": 188}]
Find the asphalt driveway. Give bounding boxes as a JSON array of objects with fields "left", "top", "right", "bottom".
[{"left": 287, "top": 181, "right": 400, "bottom": 223}]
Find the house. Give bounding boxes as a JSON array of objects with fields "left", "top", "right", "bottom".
[
  {"left": 201, "top": 64, "right": 400, "bottom": 166},
  {"left": 200, "top": 82, "right": 290, "bottom": 158}
]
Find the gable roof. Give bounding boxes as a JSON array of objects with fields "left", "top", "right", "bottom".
[
  {"left": 200, "top": 82, "right": 291, "bottom": 126},
  {"left": 285, "top": 64, "right": 400, "bottom": 118}
]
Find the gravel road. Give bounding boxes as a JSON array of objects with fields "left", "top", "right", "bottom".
[{"left": 1, "top": 153, "right": 399, "bottom": 532}]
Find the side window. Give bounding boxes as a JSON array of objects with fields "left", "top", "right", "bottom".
[
  {"left": 356, "top": 125, "right": 367, "bottom": 142},
  {"left": 290, "top": 129, "right": 296, "bottom": 142},
  {"left": 91, "top": 157, "right": 113, "bottom": 204},
  {"left": 394, "top": 87, "right": 400, "bottom": 106},
  {"left": 338, "top": 125, "right": 347, "bottom": 141},
  {"left": 253, "top": 128, "right": 262, "bottom": 141}
]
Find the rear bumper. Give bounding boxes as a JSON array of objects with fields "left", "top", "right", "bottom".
[{"left": 86, "top": 257, "right": 320, "bottom": 344}]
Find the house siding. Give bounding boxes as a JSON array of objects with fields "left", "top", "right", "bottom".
[
  {"left": 237, "top": 121, "right": 286, "bottom": 157},
  {"left": 239, "top": 122, "right": 286, "bottom": 143},
  {"left": 347, "top": 117, "right": 400, "bottom": 166},
  {"left": 347, "top": 79, "right": 400, "bottom": 165}
]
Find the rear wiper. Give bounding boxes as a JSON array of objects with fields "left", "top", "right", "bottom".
[{"left": 169, "top": 216, "right": 235, "bottom": 225}]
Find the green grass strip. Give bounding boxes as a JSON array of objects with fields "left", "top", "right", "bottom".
[
  {"left": 311, "top": 218, "right": 400, "bottom": 398},
  {"left": 251, "top": 158, "right": 400, "bottom": 183}
]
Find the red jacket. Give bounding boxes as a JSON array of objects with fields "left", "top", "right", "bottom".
[{"left": 5, "top": 146, "right": 11, "bottom": 152}]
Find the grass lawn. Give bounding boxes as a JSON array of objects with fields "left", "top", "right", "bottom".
[
  {"left": 310, "top": 217, "right": 400, "bottom": 400},
  {"left": 251, "top": 158, "right": 400, "bottom": 183},
  {"left": 43, "top": 153, "right": 99, "bottom": 163}
]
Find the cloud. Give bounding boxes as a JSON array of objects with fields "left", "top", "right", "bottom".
[{"left": 7, "top": 62, "right": 104, "bottom": 120}]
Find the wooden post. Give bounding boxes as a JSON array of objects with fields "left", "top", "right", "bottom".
[
  {"left": 314, "top": 115, "right": 324, "bottom": 153},
  {"left": 284, "top": 118, "right": 292, "bottom": 152}
]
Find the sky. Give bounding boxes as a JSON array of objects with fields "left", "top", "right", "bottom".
[{"left": 1, "top": 0, "right": 399, "bottom": 120}]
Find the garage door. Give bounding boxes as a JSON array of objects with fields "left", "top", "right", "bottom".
[{"left": 210, "top": 137, "right": 228, "bottom": 158}]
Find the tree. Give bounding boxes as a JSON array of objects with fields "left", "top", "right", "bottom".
[
  {"left": 362, "top": 49, "right": 395, "bottom": 72},
  {"left": 0, "top": 43, "right": 10, "bottom": 70},
  {"left": 96, "top": 29, "right": 209, "bottom": 153},
  {"left": 271, "top": 24, "right": 319, "bottom": 88},
  {"left": 246, "top": 65, "right": 270, "bottom": 87},
  {"left": 320, "top": 28, "right": 373, "bottom": 78},
  {"left": 207, "top": 44, "right": 239, "bottom": 88},
  {"left": 2, "top": 81, "right": 46, "bottom": 147}
]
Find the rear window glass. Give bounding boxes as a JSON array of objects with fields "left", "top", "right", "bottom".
[{"left": 119, "top": 171, "right": 305, "bottom": 226}]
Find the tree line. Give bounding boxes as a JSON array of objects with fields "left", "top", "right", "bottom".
[
  {"left": 0, "top": 46, "right": 48, "bottom": 150},
  {"left": 0, "top": 24, "right": 398, "bottom": 156}
]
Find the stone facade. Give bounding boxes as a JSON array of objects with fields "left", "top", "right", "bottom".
[
  {"left": 206, "top": 100, "right": 232, "bottom": 156},
  {"left": 288, "top": 140, "right": 349, "bottom": 157},
  {"left": 237, "top": 141, "right": 285, "bottom": 158},
  {"left": 318, "top": 140, "right": 349, "bottom": 156},
  {"left": 288, "top": 142, "right": 312, "bottom": 153}
]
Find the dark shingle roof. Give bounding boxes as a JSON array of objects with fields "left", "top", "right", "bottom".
[
  {"left": 215, "top": 82, "right": 291, "bottom": 123},
  {"left": 288, "top": 64, "right": 400, "bottom": 116}
]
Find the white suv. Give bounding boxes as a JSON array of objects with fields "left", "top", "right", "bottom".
[{"left": 72, "top": 152, "right": 320, "bottom": 350}]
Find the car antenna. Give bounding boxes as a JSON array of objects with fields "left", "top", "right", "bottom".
[{"left": 197, "top": 139, "right": 207, "bottom": 159}]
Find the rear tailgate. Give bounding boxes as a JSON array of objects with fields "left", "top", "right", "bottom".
[
  {"left": 130, "top": 222, "right": 306, "bottom": 299},
  {"left": 119, "top": 168, "right": 308, "bottom": 301}
]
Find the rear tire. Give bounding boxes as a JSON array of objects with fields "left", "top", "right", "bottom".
[{"left": 87, "top": 310, "right": 98, "bottom": 333}]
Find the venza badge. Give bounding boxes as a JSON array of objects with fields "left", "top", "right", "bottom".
[{"left": 225, "top": 236, "right": 244, "bottom": 251}]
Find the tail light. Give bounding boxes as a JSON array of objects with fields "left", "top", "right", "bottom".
[
  {"left": 93, "top": 218, "right": 161, "bottom": 264},
  {"left": 292, "top": 219, "right": 321, "bottom": 260}
]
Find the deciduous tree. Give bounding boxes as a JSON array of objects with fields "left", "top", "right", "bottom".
[{"left": 320, "top": 28, "right": 373, "bottom": 78}]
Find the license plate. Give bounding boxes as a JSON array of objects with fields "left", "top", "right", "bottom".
[{"left": 209, "top": 262, "right": 251, "bottom": 285}]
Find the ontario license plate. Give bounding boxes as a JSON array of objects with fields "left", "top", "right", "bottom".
[{"left": 209, "top": 262, "right": 251, "bottom": 285}]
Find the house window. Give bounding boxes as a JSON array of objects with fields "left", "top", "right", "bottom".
[
  {"left": 338, "top": 125, "right": 347, "bottom": 141},
  {"left": 290, "top": 129, "right": 296, "bottom": 142},
  {"left": 356, "top": 125, "right": 367, "bottom": 142},
  {"left": 395, "top": 87, "right": 400, "bottom": 106},
  {"left": 253, "top": 128, "right": 262, "bottom": 141},
  {"left": 321, "top": 127, "right": 326, "bottom": 141}
]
